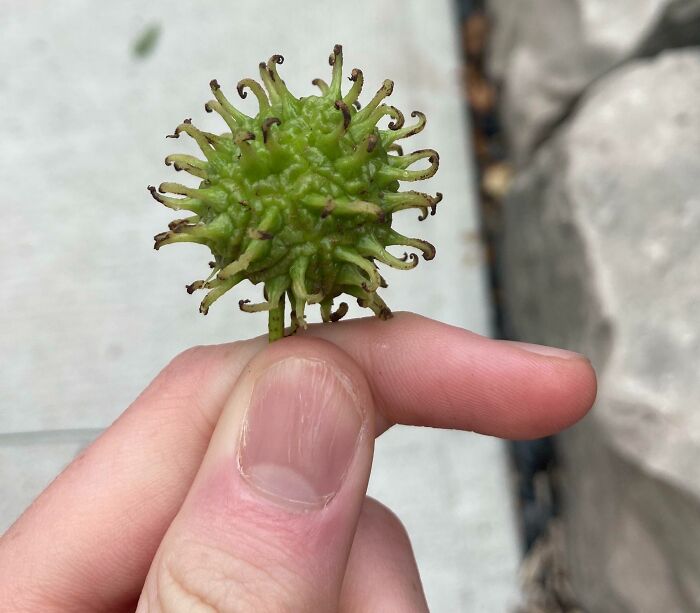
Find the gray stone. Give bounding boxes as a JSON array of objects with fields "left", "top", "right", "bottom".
[
  {"left": 500, "top": 49, "right": 700, "bottom": 612},
  {"left": 486, "top": 0, "right": 700, "bottom": 164}
]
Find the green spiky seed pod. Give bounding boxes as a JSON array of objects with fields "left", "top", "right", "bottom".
[{"left": 150, "top": 44, "right": 441, "bottom": 341}]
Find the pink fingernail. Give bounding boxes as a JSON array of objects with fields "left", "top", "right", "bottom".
[{"left": 238, "top": 358, "right": 364, "bottom": 510}]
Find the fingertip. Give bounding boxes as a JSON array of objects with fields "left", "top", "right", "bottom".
[{"left": 509, "top": 352, "right": 598, "bottom": 439}]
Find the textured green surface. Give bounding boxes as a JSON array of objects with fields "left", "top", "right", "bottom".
[{"left": 150, "top": 45, "right": 441, "bottom": 340}]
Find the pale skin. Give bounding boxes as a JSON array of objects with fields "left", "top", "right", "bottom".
[{"left": 0, "top": 313, "right": 597, "bottom": 612}]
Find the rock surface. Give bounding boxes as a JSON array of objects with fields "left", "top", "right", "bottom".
[
  {"left": 500, "top": 49, "right": 700, "bottom": 612},
  {"left": 487, "top": 0, "right": 700, "bottom": 164}
]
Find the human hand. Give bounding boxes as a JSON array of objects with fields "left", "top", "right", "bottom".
[{"left": 0, "top": 313, "right": 596, "bottom": 612}]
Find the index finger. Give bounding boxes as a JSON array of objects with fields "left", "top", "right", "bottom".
[{"left": 308, "top": 312, "right": 597, "bottom": 439}]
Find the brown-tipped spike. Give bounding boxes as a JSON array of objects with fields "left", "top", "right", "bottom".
[
  {"left": 209, "top": 79, "right": 220, "bottom": 91},
  {"left": 270, "top": 54, "right": 284, "bottom": 65},
  {"left": 349, "top": 68, "right": 361, "bottom": 82},
  {"left": 262, "top": 117, "right": 281, "bottom": 143},
  {"left": 387, "top": 106, "right": 405, "bottom": 130},
  {"left": 237, "top": 131, "right": 256, "bottom": 143},
  {"left": 186, "top": 280, "right": 205, "bottom": 294},
  {"left": 430, "top": 192, "right": 443, "bottom": 216},
  {"left": 334, "top": 100, "right": 351, "bottom": 130},
  {"left": 168, "top": 218, "right": 189, "bottom": 231},
  {"left": 329, "top": 44, "right": 342, "bottom": 65},
  {"left": 237, "top": 83, "right": 247, "bottom": 98},
  {"left": 378, "top": 306, "right": 393, "bottom": 321},
  {"left": 366, "top": 134, "right": 378, "bottom": 153},
  {"left": 330, "top": 302, "right": 349, "bottom": 322},
  {"left": 153, "top": 231, "right": 171, "bottom": 250}
]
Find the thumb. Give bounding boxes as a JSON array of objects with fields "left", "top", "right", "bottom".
[{"left": 137, "top": 336, "right": 376, "bottom": 612}]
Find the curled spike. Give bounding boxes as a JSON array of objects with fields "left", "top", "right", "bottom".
[
  {"left": 330, "top": 301, "right": 349, "bottom": 322},
  {"left": 162, "top": 184, "right": 227, "bottom": 211},
  {"left": 154, "top": 229, "right": 210, "bottom": 250},
  {"left": 239, "top": 299, "right": 271, "bottom": 313},
  {"left": 158, "top": 182, "right": 199, "bottom": 198},
  {"left": 321, "top": 298, "right": 349, "bottom": 323},
  {"left": 351, "top": 104, "right": 403, "bottom": 136},
  {"left": 168, "top": 216, "right": 199, "bottom": 231},
  {"left": 334, "top": 100, "right": 351, "bottom": 131},
  {"left": 357, "top": 236, "right": 419, "bottom": 270},
  {"left": 378, "top": 149, "right": 439, "bottom": 182},
  {"left": 382, "top": 190, "right": 438, "bottom": 219},
  {"left": 164, "top": 154, "right": 208, "bottom": 179},
  {"left": 353, "top": 79, "right": 394, "bottom": 123},
  {"left": 168, "top": 121, "right": 217, "bottom": 161},
  {"left": 237, "top": 78, "right": 270, "bottom": 110},
  {"left": 303, "top": 195, "right": 384, "bottom": 221},
  {"left": 344, "top": 68, "right": 364, "bottom": 106},
  {"left": 262, "top": 117, "right": 281, "bottom": 144},
  {"left": 386, "top": 229, "right": 436, "bottom": 260},
  {"left": 209, "top": 79, "right": 250, "bottom": 124},
  {"left": 387, "top": 106, "right": 405, "bottom": 130},
  {"left": 429, "top": 192, "right": 443, "bottom": 216},
  {"left": 147, "top": 185, "right": 204, "bottom": 214},
  {"left": 353, "top": 100, "right": 362, "bottom": 110},
  {"left": 334, "top": 247, "right": 381, "bottom": 292},
  {"left": 199, "top": 273, "right": 244, "bottom": 315},
  {"left": 204, "top": 99, "right": 238, "bottom": 132},
  {"left": 387, "top": 143, "right": 404, "bottom": 156},
  {"left": 328, "top": 44, "right": 343, "bottom": 95},
  {"left": 383, "top": 110, "right": 426, "bottom": 144},
  {"left": 391, "top": 148, "right": 439, "bottom": 169},
  {"left": 311, "top": 78, "right": 330, "bottom": 95},
  {"left": 186, "top": 280, "right": 206, "bottom": 294},
  {"left": 266, "top": 54, "right": 292, "bottom": 99},
  {"left": 258, "top": 62, "right": 279, "bottom": 103}
]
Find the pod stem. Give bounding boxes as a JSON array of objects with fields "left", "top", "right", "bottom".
[{"left": 268, "top": 296, "right": 285, "bottom": 342}]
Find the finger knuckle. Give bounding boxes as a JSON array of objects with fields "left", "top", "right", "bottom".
[{"left": 154, "top": 539, "right": 301, "bottom": 613}]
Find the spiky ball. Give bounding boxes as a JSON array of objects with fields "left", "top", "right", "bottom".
[{"left": 149, "top": 44, "right": 441, "bottom": 341}]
